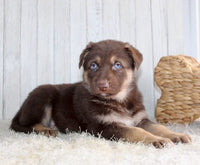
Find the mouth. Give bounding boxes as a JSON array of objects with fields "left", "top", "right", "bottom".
[
  {"left": 96, "top": 92, "right": 113, "bottom": 98},
  {"left": 99, "top": 93, "right": 111, "bottom": 97}
]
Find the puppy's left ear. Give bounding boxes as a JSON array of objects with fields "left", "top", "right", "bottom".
[
  {"left": 79, "top": 42, "right": 94, "bottom": 68},
  {"left": 124, "top": 43, "right": 143, "bottom": 69}
]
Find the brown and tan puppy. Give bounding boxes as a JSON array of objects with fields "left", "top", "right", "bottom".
[{"left": 10, "top": 40, "right": 191, "bottom": 148}]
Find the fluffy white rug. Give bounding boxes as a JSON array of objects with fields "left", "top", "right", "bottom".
[{"left": 0, "top": 120, "right": 200, "bottom": 165}]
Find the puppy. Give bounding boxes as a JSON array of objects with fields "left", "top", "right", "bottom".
[{"left": 10, "top": 40, "right": 191, "bottom": 148}]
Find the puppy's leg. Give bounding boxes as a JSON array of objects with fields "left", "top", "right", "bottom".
[
  {"left": 10, "top": 85, "right": 59, "bottom": 135},
  {"left": 33, "top": 123, "right": 58, "bottom": 137},
  {"left": 100, "top": 123, "right": 173, "bottom": 148},
  {"left": 138, "top": 119, "right": 191, "bottom": 143},
  {"left": 53, "top": 111, "right": 80, "bottom": 133}
]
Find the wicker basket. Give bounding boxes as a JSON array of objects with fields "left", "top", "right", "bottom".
[{"left": 155, "top": 55, "right": 200, "bottom": 124}]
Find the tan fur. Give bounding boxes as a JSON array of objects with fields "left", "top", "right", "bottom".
[
  {"left": 110, "top": 55, "right": 130, "bottom": 68},
  {"left": 112, "top": 69, "right": 133, "bottom": 102},
  {"left": 94, "top": 56, "right": 101, "bottom": 64},
  {"left": 119, "top": 124, "right": 174, "bottom": 148},
  {"left": 110, "top": 56, "right": 116, "bottom": 64},
  {"left": 32, "top": 123, "right": 58, "bottom": 137},
  {"left": 83, "top": 71, "right": 89, "bottom": 84},
  {"left": 87, "top": 56, "right": 101, "bottom": 66},
  {"left": 96, "top": 110, "right": 147, "bottom": 127},
  {"left": 142, "top": 123, "right": 192, "bottom": 143}
]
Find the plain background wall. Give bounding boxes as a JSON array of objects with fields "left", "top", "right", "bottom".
[{"left": 0, "top": 0, "right": 199, "bottom": 119}]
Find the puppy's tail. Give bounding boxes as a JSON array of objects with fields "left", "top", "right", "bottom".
[{"left": 10, "top": 111, "right": 33, "bottom": 133}]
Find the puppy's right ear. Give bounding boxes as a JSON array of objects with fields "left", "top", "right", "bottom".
[
  {"left": 124, "top": 43, "right": 143, "bottom": 69},
  {"left": 79, "top": 42, "right": 94, "bottom": 68}
]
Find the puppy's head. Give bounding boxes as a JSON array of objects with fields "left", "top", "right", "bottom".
[{"left": 79, "top": 40, "right": 143, "bottom": 102}]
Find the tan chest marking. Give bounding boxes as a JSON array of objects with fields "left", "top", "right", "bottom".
[{"left": 96, "top": 110, "right": 148, "bottom": 127}]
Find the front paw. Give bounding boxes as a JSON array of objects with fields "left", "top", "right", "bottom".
[
  {"left": 152, "top": 137, "right": 174, "bottom": 148},
  {"left": 144, "top": 136, "right": 174, "bottom": 149},
  {"left": 168, "top": 133, "right": 192, "bottom": 143}
]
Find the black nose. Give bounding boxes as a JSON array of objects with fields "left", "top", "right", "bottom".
[{"left": 97, "top": 80, "right": 109, "bottom": 92}]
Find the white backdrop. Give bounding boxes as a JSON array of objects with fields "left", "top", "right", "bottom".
[{"left": 0, "top": 0, "right": 199, "bottom": 119}]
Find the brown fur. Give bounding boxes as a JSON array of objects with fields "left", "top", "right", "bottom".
[{"left": 10, "top": 40, "right": 191, "bottom": 148}]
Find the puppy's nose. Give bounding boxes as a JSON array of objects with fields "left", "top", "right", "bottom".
[{"left": 98, "top": 80, "right": 109, "bottom": 92}]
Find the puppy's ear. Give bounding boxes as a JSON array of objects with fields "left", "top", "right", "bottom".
[
  {"left": 124, "top": 43, "right": 143, "bottom": 69},
  {"left": 79, "top": 42, "right": 94, "bottom": 68}
]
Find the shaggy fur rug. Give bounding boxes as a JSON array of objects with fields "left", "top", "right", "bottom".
[{"left": 0, "top": 120, "right": 200, "bottom": 165}]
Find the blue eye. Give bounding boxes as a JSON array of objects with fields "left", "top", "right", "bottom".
[
  {"left": 90, "top": 62, "right": 98, "bottom": 71},
  {"left": 113, "top": 62, "right": 122, "bottom": 70}
]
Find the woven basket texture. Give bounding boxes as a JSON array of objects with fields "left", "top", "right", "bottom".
[{"left": 155, "top": 55, "right": 200, "bottom": 124}]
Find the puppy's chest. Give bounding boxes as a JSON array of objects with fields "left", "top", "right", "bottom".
[{"left": 91, "top": 99, "right": 147, "bottom": 127}]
